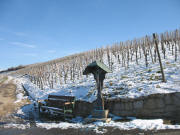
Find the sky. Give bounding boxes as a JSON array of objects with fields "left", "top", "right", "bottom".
[{"left": 0, "top": 0, "right": 180, "bottom": 69}]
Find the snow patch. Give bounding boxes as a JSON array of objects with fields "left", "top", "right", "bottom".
[{"left": 3, "top": 123, "right": 30, "bottom": 129}]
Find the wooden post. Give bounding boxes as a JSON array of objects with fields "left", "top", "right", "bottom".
[
  {"left": 94, "top": 69, "right": 105, "bottom": 110},
  {"left": 153, "top": 33, "right": 166, "bottom": 83}
]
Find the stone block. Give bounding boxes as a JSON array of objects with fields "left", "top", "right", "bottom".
[
  {"left": 164, "top": 105, "right": 175, "bottom": 112},
  {"left": 144, "top": 98, "right": 164, "bottom": 109},
  {"left": 173, "top": 95, "right": 180, "bottom": 106},
  {"left": 144, "top": 99, "right": 156, "bottom": 109},
  {"left": 175, "top": 92, "right": 180, "bottom": 99},
  {"left": 124, "top": 102, "right": 133, "bottom": 110},
  {"left": 152, "top": 108, "right": 164, "bottom": 113},
  {"left": 114, "top": 103, "right": 125, "bottom": 110},
  {"left": 114, "top": 104, "right": 120, "bottom": 111},
  {"left": 140, "top": 109, "right": 151, "bottom": 116},
  {"left": 162, "top": 111, "right": 175, "bottom": 117},
  {"left": 92, "top": 109, "right": 109, "bottom": 118},
  {"left": 118, "top": 111, "right": 133, "bottom": 116},
  {"left": 133, "top": 101, "right": 143, "bottom": 109},
  {"left": 164, "top": 95, "right": 173, "bottom": 105},
  {"left": 155, "top": 98, "right": 165, "bottom": 108},
  {"left": 112, "top": 110, "right": 121, "bottom": 116}
]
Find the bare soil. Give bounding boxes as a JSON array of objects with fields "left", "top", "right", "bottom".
[
  {"left": 0, "top": 77, "right": 30, "bottom": 121},
  {"left": 1, "top": 127, "right": 180, "bottom": 135},
  {"left": 0, "top": 81, "right": 17, "bottom": 117}
]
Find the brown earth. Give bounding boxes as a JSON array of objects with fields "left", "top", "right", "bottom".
[
  {"left": 0, "top": 77, "right": 17, "bottom": 117},
  {"left": 0, "top": 77, "right": 30, "bottom": 120},
  {"left": 1, "top": 127, "right": 180, "bottom": 135}
]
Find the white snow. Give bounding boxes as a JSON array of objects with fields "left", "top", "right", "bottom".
[
  {"left": 15, "top": 76, "right": 97, "bottom": 102},
  {"left": 13, "top": 77, "right": 28, "bottom": 103},
  {"left": 2, "top": 116, "right": 180, "bottom": 134},
  {"left": 5, "top": 43, "right": 180, "bottom": 132},
  {"left": 36, "top": 122, "right": 83, "bottom": 130},
  {"left": 2, "top": 123, "right": 30, "bottom": 129},
  {"left": 35, "top": 118, "right": 180, "bottom": 133},
  {"left": 12, "top": 45, "right": 180, "bottom": 103}
]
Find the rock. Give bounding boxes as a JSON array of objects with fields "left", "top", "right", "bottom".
[
  {"left": 75, "top": 92, "right": 180, "bottom": 120},
  {"left": 133, "top": 101, "right": 143, "bottom": 109},
  {"left": 144, "top": 98, "right": 164, "bottom": 109},
  {"left": 114, "top": 103, "right": 125, "bottom": 111},
  {"left": 118, "top": 110, "right": 133, "bottom": 116},
  {"left": 144, "top": 99, "right": 156, "bottom": 109},
  {"left": 124, "top": 102, "right": 133, "bottom": 110},
  {"left": 173, "top": 95, "right": 180, "bottom": 106},
  {"left": 175, "top": 92, "right": 180, "bottom": 99},
  {"left": 164, "top": 105, "right": 175, "bottom": 112},
  {"left": 155, "top": 98, "right": 165, "bottom": 108},
  {"left": 164, "top": 94, "right": 173, "bottom": 105}
]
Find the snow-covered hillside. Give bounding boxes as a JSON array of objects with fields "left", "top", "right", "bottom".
[
  {"left": 3, "top": 30, "right": 180, "bottom": 133},
  {"left": 7, "top": 29, "right": 179, "bottom": 103},
  {"left": 13, "top": 43, "right": 180, "bottom": 103}
]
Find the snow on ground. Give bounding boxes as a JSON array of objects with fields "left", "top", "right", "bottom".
[
  {"left": 2, "top": 116, "right": 180, "bottom": 134},
  {"left": 12, "top": 46, "right": 180, "bottom": 102},
  {"left": 2, "top": 123, "right": 30, "bottom": 129},
  {"left": 4, "top": 44, "right": 180, "bottom": 133},
  {"left": 13, "top": 78, "right": 28, "bottom": 103},
  {"left": 3, "top": 76, "right": 13, "bottom": 84},
  {"left": 14, "top": 75, "right": 97, "bottom": 102}
]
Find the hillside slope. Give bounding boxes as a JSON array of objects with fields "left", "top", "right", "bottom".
[{"left": 10, "top": 29, "right": 180, "bottom": 102}]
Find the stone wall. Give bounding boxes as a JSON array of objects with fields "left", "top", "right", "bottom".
[
  {"left": 75, "top": 92, "right": 180, "bottom": 120},
  {"left": 106, "top": 92, "right": 180, "bottom": 120},
  {"left": 74, "top": 100, "right": 94, "bottom": 117}
]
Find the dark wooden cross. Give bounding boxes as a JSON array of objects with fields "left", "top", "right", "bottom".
[{"left": 83, "top": 61, "right": 111, "bottom": 110}]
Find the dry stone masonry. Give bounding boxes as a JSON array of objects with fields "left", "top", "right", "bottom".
[{"left": 75, "top": 92, "right": 180, "bottom": 121}]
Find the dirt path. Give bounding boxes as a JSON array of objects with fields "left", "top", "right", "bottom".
[
  {"left": 0, "top": 77, "right": 17, "bottom": 117},
  {"left": 1, "top": 127, "right": 180, "bottom": 135}
]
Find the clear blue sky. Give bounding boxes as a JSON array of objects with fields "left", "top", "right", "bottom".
[{"left": 0, "top": 0, "right": 180, "bottom": 69}]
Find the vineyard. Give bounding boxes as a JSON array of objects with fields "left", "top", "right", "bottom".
[{"left": 10, "top": 29, "right": 180, "bottom": 99}]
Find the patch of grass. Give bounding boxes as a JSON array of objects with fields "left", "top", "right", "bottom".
[
  {"left": 147, "top": 69, "right": 152, "bottom": 73},
  {"left": 2, "top": 103, "right": 15, "bottom": 114},
  {"left": 138, "top": 88, "right": 143, "bottom": 91},
  {"left": 163, "top": 119, "right": 177, "bottom": 125},
  {"left": 148, "top": 74, "right": 161, "bottom": 81},
  {"left": 141, "top": 77, "right": 144, "bottom": 81},
  {"left": 121, "top": 75, "right": 128, "bottom": 79},
  {"left": 156, "top": 85, "right": 161, "bottom": 88},
  {"left": 156, "top": 70, "right": 161, "bottom": 73},
  {"left": 166, "top": 62, "right": 170, "bottom": 65},
  {"left": 168, "top": 71, "right": 175, "bottom": 74},
  {"left": 116, "top": 87, "right": 124, "bottom": 90},
  {"left": 149, "top": 75, "right": 154, "bottom": 81},
  {"left": 0, "top": 82, "right": 26, "bottom": 118},
  {"left": 0, "top": 76, "right": 8, "bottom": 85},
  {"left": 155, "top": 75, "right": 161, "bottom": 80},
  {"left": 14, "top": 98, "right": 31, "bottom": 109}
]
